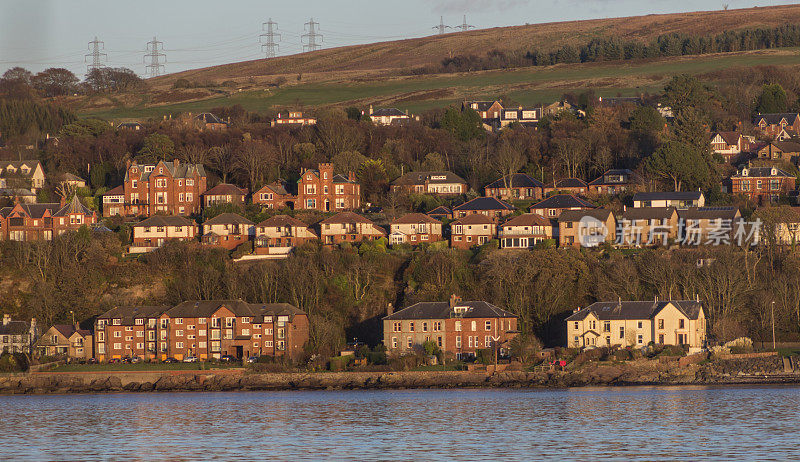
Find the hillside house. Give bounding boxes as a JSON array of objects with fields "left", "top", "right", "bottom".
[
  {"left": 619, "top": 207, "right": 680, "bottom": 247},
  {"left": 255, "top": 215, "right": 316, "bottom": 256},
  {"left": 201, "top": 213, "right": 255, "bottom": 250},
  {"left": 203, "top": 183, "right": 247, "bottom": 208},
  {"left": 252, "top": 182, "right": 294, "bottom": 210},
  {"left": 296, "top": 163, "right": 361, "bottom": 212},
  {"left": 0, "top": 195, "right": 97, "bottom": 241},
  {"left": 558, "top": 209, "right": 616, "bottom": 248},
  {"left": 102, "top": 185, "right": 125, "bottom": 217},
  {"left": 450, "top": 214, "right": 496, "bottom": 249},
  {"left": 545, "top": 178, "right": 588, "bottom": 195},
  {"left": 120, "top": 159, "right": 207, "bottom": 217},
  {"left": 0, "top": 160, "right": 45, "bottom": 193},
  {"left": 392, "top": 171, "right": 468, "bottom": 196},
  {"left": 499, "top": 107, "right": 540, "bottom": 128},
  {"left": 130, "top": 215, "right": 197, "bottom": 253},
  {"left": 271, "top": 111, "right": 317, "bottom": 127},
  {"left": 0, "top": 315, "right": 38, "bottom": 354},
  {"left": 588, "top": 169, "right": 642, "bottom": 195},
  {"left": 677, "top": 207, "right": 743, "bottom": 245},
  {"left": 368, "top": 106, "right": 411, "bottom": 125},
  {"left": 753, "top": 113, "right": 800, "bottom": 138},
  {"left": 710, "top": 132, "right": 747, "bottom": 163},
  {"left": 319, "top": 212, "right": 385, "bottom": 245},
  {"left": 484, "top": 174, "right": 544, "bottom": 201},
  {"left": 632, "top": 191, "right": 705, "bottom": 209},
  {"left": 730, "top": 166, "right": 795, "bottom": 203},
  {"left": 498, "top": 213, "right": 553, "bottom": 249},
  {"left": 35, "top": 324, "right": 93, "bottom": 360},
  {"left": 529, "top": 194, "right": 595, "bottom": 219},
  {"left": 452, "top": 197, "right": 515, "bottom": 220},
  {"left": 389, "top": 213, "right": 443, "bottom": 246},
  {"left": 757, "top": 141, "right": 800, "bottom": 163},
  {"left": 427, "top": 206, "right": 453, "bottom": 221}
]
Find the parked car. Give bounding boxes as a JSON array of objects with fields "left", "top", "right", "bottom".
[
  {"left": 130, "top": 356, "right": 142, "bottom": 364},
  {"left": 163, "top": 357, "right": 178, "bottom": 363},
  {"left": 246, "top": 356, "right": 258, "bottom": 364},
  {"left": 183, "top": 356, "right": 198, "bottom": 363},
  {"left": 220, "top": 355, "right": 237, "bottom": 363},
  {"left": 108, "top": 358, "right": 120, "bottom": 364},
  {"left": 87, "top": 358, "right": 98, "bottom": 364}
]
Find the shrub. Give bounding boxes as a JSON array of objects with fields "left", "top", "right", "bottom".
[
  {"left": 0, "top": 353, "right": 28, "bottom": 372},
  {"left": 230, "top": 242, "right": 253, "bottom": 259}
]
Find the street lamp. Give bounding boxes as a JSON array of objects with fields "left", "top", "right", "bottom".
[{"left": 771, "top": 301, "right": 776, "bottom": 351}]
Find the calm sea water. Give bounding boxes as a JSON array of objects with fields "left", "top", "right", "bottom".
[{"left": 0, "top": 386, "right": 797, "bottom": 461}]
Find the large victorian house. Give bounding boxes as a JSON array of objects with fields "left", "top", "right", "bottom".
[
  {"left": 0, "top": 195, "right": 97, "bottom": 241},
  {"left": 116, "top": 159, "right": 207, "bottom": 217},
  {"left": 296, "top": 163, "right": 361, "bottom": 212}
]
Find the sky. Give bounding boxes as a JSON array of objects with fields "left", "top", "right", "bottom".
[{"left": 0, "top": 0, "right": 793, "bottom": 78}]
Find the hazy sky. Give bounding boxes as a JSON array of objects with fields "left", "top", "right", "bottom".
[{"left": 0, "top": 0, "right": 792, "bottom": 77}]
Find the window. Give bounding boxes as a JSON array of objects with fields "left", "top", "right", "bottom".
[
  {"left": 409, "top": 322, "right": 414, "bottom": 332},
  {"left": 679, "top": 319, "right": 685, "bottom": 329},
  {"left": 241, "top": 317, "right": 250, "bottom": 324},
  {"left": 392, "top": 322, "right": 401, "bottom": 332},
  {"left": 241, "top": 329, "right": 250, "bottom": 336},
  {"left": 637, "top": 334, "right": 643, "bottom": 344},
  {"left": 422, "top": 322, "right": 428, "bottom": 332},
  {"left": 176, "top": 330, "right": 183, "bottom": 337},
  {"left": 471, "top": 321, "right": 477, "bottom": 331},
  {"left": 485, "top": 320, "right": 491, "bottom": 331},
  {"left": 603, "top": 321, "right": 611, "bottom": 333},
  {"left": 637, "top": 321, "right": 643, "bottom": 329},
  {"left": 113, "top": 343, "right": 121, "bottom": 350},
  {"left": 658, "top": 319, "right": 664, "bottom": 330},
  {"left": 211, "top": 317, "right": 220, "bottom": 328},
  {"left": 175, "top": 318, "right": 183, "bottom": 325},
  {"left": 199, "top": 330, "right": 206, "bottom": 337},
  {"left": 391, "top": 337, "right": 398, "bottom": 348},
  {"left": 455, "top": 336, "right": 462, "bottom": 348},
  {"left": 485, "top": 336, "right": 491, "bottom": 347},
  {"left": 176, "top": 342, "right": 184, "bottom": 349},
  {"left": 619, "top": 326, "right": 625, "bottom": 339},
  {"left": 187, "top": 179, "right": 194, "bottom": 186},
  {"left": 407, "top": 337, "right": 413, "bottom": 348},
  {"left": 574, "top": 321, "right": 579, "bottom": 330},
  {"left": 113, "top": 331, "right": 121, "bottom": 338},
  {"left": 264, "top": 340, "right": 273, "bottom": 348},
  {"left": 455, "top": 321, "right": 462, "bottom": 332},
  {"left": 199, "top": 318, "right": 206, "bottom": 324}
]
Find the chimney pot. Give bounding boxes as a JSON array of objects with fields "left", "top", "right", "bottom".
[
  {"left": 387, "top": 303, "right": 394, "bottom": 316},
  {"left": 2, "top": 314, "right": 10, "bottom": 326},
  {"left": 449, "top": 294, "right": 462, "bottom": 308}
]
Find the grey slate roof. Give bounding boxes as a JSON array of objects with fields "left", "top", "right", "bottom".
[
  {"left": 371, "top": 108, "right": 407, "bottom": 117},
  {"left": 453, "top": 197, "right": 514, "bottom": 212},
  {"left": 126, "top": 161, "right": 206, "bottom": 182},
  {"left": 204, "top": 183, "right": 247, "bottom": 196},
  {"left": 97, "top": 305, "right": 170, "bottom": 324},
  {"left": 485, "top": 174, "right": 544, "bottom": 190},
  {"left": 54, "top": 195, "right": 93, "bottom": 217},
  {"left": 566, "top": 300, "right": 703, "bottom": 322},
  {"left": 0, "top": 203, "right": 60, "bottom": 219},
  {"left": 552, "top": 178, "right": 587, "bottom": 188},
  {"left": 633, "top": 191, "right": 703, "bottom": 202},
  {"left": 677, "top": 207, "right": 740, "bottom": 221},
  {"left": 166, "top": 300, "right": 305, "bottom": 321},
  {"left": 203, "top": 213, "right": 254, "bottom": 226},
  {"left": 558, "top": 209, "right": 614, "bottom": 223},
  {"left": 753, "top": 113, "right": 800, "bottom": 125},
  {"left": 622, "top": 207, "right": 676, "bottom": 220},
  {"left": 529, "top": 194, "right": 595, "bottom": 210},
  {"left": 384, "top": 300, "right": 516, "bottom": 320},
  {"left": 733, "top": 167, "right": 793, "bottom": 178},
  {"left": 427, "top": 206, "right": 452, "bottom": 216},
  {"left": 0, "top": 321, "right": 32, "bottom": 335}
]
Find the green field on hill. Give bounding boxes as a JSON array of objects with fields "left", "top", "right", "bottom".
[{"left": 81, "top": 49, "right": 800, "bottom": 120}]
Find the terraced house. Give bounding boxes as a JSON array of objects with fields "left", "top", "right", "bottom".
[
  {"left": 0, "top": 314, "right": 38, "bottom": 354},
  {"left": 0, "top": 195, "right": 97, "bottom": 241},
  {"left": 119, "top": 159, "right": 207, "bottom": 217},
  {"left": 383, "top": 295, "right": 519, "bottom": 360},
  {"left": 296, "top": 163, "right": 360, "bottom": 211},
  {"left": 566, "top": 299, "right": 706, "bottom": 352}
]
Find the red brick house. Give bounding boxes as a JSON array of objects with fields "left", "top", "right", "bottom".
[
  {"left": 753, "top": 113, "right": 800, "bottom": 138},
  {"left": 319, "top": 212, "right": 385, "bottom": 245},
  {"left": 427, "top": 206, "right": 452, "bottom": 221},
  {"left": 0, "top": 195, "right": 97, "bottom": 241},
  {"left": 102, "top": 185, "right": 125, "bottom": 217},
  {"left": 201, "top": 213, "right": 255, "bottom": 250},
  {"left": 756, "top": 141, "right": 800, "bottom": 163},
  {"left": 450, "top": 214, "right": 496, "bottom": 249},
  {"left": 203, "top": 183, "right": 247, "bottom": 208},
  {"left": 383, "top": 294, "right": 519, "bottom": 360},
  {"left": 389, "top": 213, "right": 443, "bottom": 246},
  {"left": 730, "top": 166, "right": 796, "bottom": 203},
  {"left": 462, "top": 101, "right": 504, "bottom": 128},
  {"left": 391, "top": 171, "right": 468, "bottom": 196},
  {"left": 95, "top": 300, "right": 309, "bottom": 361},
  {"left": 484, "top": 173, "right": 544, "bottom": 201},
  {"left": 252, "top": 182, "right": 294, "bottom": 209},
  {"left": 130, "top": 215, "right": 197, "bottom": 253},
  {"left": 529, "top": 194, "right": 595, "bottom": 219},
  {"left": 588, "top": 169, "right": 643, "bottom": 195},
  {"left": 117, "top": 159, "right": 207, "bottom": 217},
  {"left": 255, "top": 215, "right": 317, "bottom": 256},
  {"left": 296, "top": 163, "right": 361, "bottom": 212},
  {"left": 452, "top": 197, "right": 515, "bottom": 220}
]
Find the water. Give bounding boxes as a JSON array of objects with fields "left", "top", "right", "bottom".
[{"left": 0, "top": 385, "right": 797, "bottom": 461}]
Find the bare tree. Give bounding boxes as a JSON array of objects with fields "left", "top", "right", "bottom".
[{"left": 496, "top": 138, "right": 526, "bottom": 190}]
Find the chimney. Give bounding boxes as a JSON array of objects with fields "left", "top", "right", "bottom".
[
  {"left": 387, "top": 303, "right": 394, "bottom": 316},
  {"left": 369, "top": 105, "right": 373, "bottom": 115},
  {"left": 2, "top": 314, "right": 9, "bottom": 326},
  {"left": 449, "top": 294, "right": 462, "bottom": 308},
  {"left": 59, "top": 195, "right": 67, "bottom": 208},
  {"left": 174, "top": 158, "right": 179, "bottom": 168},
  {"left": 348, "top": 171, "right": 356, "bottom": 182}
]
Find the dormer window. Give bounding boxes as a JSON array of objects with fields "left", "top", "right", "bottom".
[{"left": 453, "top": 306, "right": 468, "bottom": 314}]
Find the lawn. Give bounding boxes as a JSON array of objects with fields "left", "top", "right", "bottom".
[
  {"left": 48, "top": 362, "right": 242, "bottom": 372},
  {"left": 80, "top": 49, "right": 800, "bottom": 120}
]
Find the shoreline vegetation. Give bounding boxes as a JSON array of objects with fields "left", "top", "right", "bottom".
[{"left": 1, "top": 353, "right": 794, "bottom": 395}]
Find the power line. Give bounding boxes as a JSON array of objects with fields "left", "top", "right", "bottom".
[
  {"left": 302, "top": 18, "right": 323, "bottom": 52},
  {"left": 85, "top": 36, "right": 107, "bottom": 72},
  {"left": 432, "top": 16, "right": 451, "bottom": 35},
  {"left": 144, "top": 36, "right": 166, "bottom": 77},
  {"left": 260, "top": 18, "right": 281, "bottom": 58},
  {"left": 456, "top": 15, "right": 474, "bottom": 32}
]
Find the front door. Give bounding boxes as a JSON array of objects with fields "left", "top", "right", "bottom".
[{"left": 234, "top": 345, "right": 243, "bottom": 359}]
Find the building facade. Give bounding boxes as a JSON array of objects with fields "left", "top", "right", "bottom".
[
  {"left": 498, "top": 214, "right": 553, "bottom": 249},
  {"left": 119, "top": 159, "right": 207, "bottom": 217},
  {"left": 0, "top": 196, "right": 97, "bottom": 241},
  {"left": 200, "top": 213, "right": 255, "bottom": 250},
  {"left": 255, "top": 215, "right": 317, "bottom": 256},
  {"left": 450, "top": 214, "right": 496, "bottom": 249},
  {"left": 130, "top": 215, "right": 197, "bottom": 252},
  {"left": 389, "top": 213, "right": 443, "bottom": 246},
  {"left": 318, "top": 212, "right": 385, "bottom": 245},
  {"left": 391, "top": 171, "right": 468, "bottom": 196},
  {"left": 296, "top": 163, "right": 361, "bottom": 212}
]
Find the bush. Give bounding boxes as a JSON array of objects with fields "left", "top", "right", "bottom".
[
  {"left": 0, "top": 353, "right": 29, "bottom": 372},
  {"left": 230, "top": 242, "right": 253, "bottom": 259},
  {"left": 328, "top": 356, "right": 352, "bottom": 372}
]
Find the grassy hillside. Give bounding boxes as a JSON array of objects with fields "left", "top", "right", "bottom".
[{"left": 81, "top": 48, "right": 800, "bottom": 120}]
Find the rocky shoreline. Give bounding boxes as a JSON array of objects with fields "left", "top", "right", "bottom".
[{"left": 0, "top": 356, "right": 796, "bottom": 394}]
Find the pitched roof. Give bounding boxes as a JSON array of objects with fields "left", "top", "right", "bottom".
[
  {"left": 97, "top": 305, "right": 170, "bottom": 324},
  {"left": 165, "top": 300, "right": 305, "bottom": 321},
  {"left": 677, "top": 206, "right": 740, "bottom": 221},
  {"left": 464, "top": 101, "right": 502, "bottom": 112},
  {"left": 588, "top": 169, "right": 641, "bottom": 186},
  {"left": 452, "top": 214, "right": 495, "bottom": 225},
  {"left": 770, "top": 141, "right": 800, "bottom": 153},
  {"left": 258, "top": 182, "right": 289, "bottom": 196},
  {"left": 196, "top": 112, "right": 227, "bottom": 125},
  {"left": 393, "top": 171, "right": 467, "bottom": 186},
  {"left": 0, "top": 160, "right": 42, "bottom": 178},
  {"left": 753, "top": 113, "right": 800, "bottom": 125},
  {"left": 54, "top": 195, "right": 94, "bottom": 217},
  {"left": 371, "top": 108, "right": 407, "bottom": 117},
  {"left": 552, "top": 178, "right": 588, "bottom": 189},
  {"left": 566, "top": 300, "right": 703, "bottom": 321},
  {"left": 256, "top": 214, "right": 309, "bottom": 228},
  {"left": 205, "top": 183, "right": 247, "bottom": 196},
  {"left": 0, "top": 320, "right": 31, "bottom": 335},
  {"left": 0, "top": 203, "right": 60, "bottom": 219},
  {"left": 133, "top": 215, "right": 195, "bottom": 227},
  {"left": 53, "top": 324, "right": 91, "bottom": 338},
  {"left": 392, "top": 213, "right": 441, "bottom": 225},
  {"left": 453, "top": 197, "right": 514, "bottom": 212},
  {"left": 558, "top": 209, "right": 614, "bottom": 222},
  {"left": 622, "top": 207, "right": 676, "bottom": 220},
  {"left": 715, "top": 131, "right": 741, "bottom": 145},
  {"left": 127, "top": 161, "right": 206, "bottom": 182},
  {"left": 427, "top": 206, "right": 452, "bottom": 216},
  {"left": 320, "top": 211, "right": 376, "bottom": 225},
  {"left": 105, "top": 185, "right": 124, "bottom": 195},
  {"left": 501, "top": 213, "right": 552, "bottom": 228},
  {"left": 633, "top": 191, "right": 703, "bottom": 202},
  {"left": 529, "top": 194, "right": 595, "bottom": 210},
  {"left": 485, "top": 173, "right": 545, "bottom": 190},
  {"left": 733, "top": 166, "right": 793, "bottom": 178},
  {"left": 384, "top": 300, "right": 516, "bottom": 320},
  {"left": 203, "top": 213, "right": 254, "bottom": 226}
]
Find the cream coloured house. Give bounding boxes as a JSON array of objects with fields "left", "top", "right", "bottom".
[
  {"left": 565, "top": 299, "right": 706, "bottom": 351},
  {"left": 389, "top": 213, "right": 443, "bottom": 246},
  {"left": 0, "top": 160, "right": 46, "bottom": 192},
  {"left": 255, "top": 215, "right": 317, "bottom": 256},
  {"left": 130, "top": 215, "right": 197, "bottom": 253}
]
